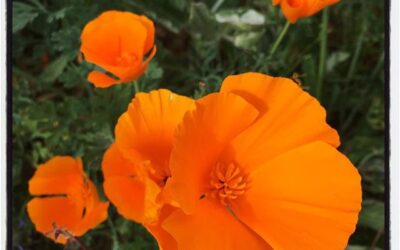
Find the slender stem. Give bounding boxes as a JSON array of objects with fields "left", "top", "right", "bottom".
[
  {"left": 107, "top": 217, "right": 120, "bottom": 250},
  {"left": 133, "top": 81, "right": 140, "bottom": 94},
  {"left": 268, "top": 21, "right": 291, "bottom": 58},
  {"left": 316, "top": 8, "right": 329, "bottom": 100},
  {"left": 346, "top": 23, "right": 366, "bottom": 82},
  {"left": 211, "top": 0, "right": 224, "bottom": 12},
  {"left": 369, "top": 226, "right": 384, "bottom": 250}
]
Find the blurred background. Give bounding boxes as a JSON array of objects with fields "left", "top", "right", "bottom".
[{"left": 12, "top": 0, "right": 385, "bottom": 249}]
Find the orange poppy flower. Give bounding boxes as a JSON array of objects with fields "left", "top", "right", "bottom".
[
  {"left": 164, "top": 72, "right": 362, "bottom": 249},
  {"left": 102, "top": 89, "right": 194, "bottom": 249},
  {"left": 80, "top": 11, "right": 156, "bottom": 88},
  {"left": 273, "top": 0, "right": 339, "bottom": 23},
  {"left": 27, "top": 156, "right": 109, "bottom": 244}
]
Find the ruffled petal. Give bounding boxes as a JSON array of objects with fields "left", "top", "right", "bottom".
[
  {"left": 102, "top": 143, "right": 164, "bottom": 223},
  {"left": 162, "top": 199, "right": 271, "bottom": 250},
  {"left": 233, "top": 142, "right": 361, "bottom": 250},
  {"left": 103, "top": 175, "right": 162, "bottom": 223},
  {"left": 167, "top": 92, "right": 259, "bottom": 213},
  {"left": 29, "top": 156, "right": 84, "bottom": 196},
  {"left": 221, "top": 72, "right": 339, "bottom": 171},
  {"left": 115, "top": 89, "right": 195, "bottom": 183}
]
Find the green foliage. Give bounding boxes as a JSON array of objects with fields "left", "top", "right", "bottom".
[{"left": 12, "top": 0, "right": 385, "bottom": 249}]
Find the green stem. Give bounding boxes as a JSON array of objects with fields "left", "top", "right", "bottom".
[
  {"left": 268, "top": 21, "right": 291, "bottom": 58},
  {"left": 211, "top": 0, "right": 224, "bottom": 12},
  {"left": 107, "top": 217, "right": 120, "bottom": 250},
  {"left": 346, "top": 23, "right": 366, "bottom": 82},
  {"left": 316, "top": 8, "right": 329, "bottom": 100},
  {"left": 133, "top": 81, "right": 140, "bottom": 94}
]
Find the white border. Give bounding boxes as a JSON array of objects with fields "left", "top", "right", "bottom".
[
  {"left": 390, "top": 0, "right": 399, "bottom": 249},
  {"left": 0, "top": 1, "right": 396, "bottom": 250},
  {"left": 0, "top": 0, "right": 6, "bottom": 249}
]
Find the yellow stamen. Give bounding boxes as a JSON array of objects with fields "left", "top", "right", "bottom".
[{"left": 209, "top": 162, "right": 248, "bottom": 206}]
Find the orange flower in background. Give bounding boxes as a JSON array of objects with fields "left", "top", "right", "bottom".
[
  {"left": 273, "top": 0, "right": 339, "bottom": 23},
  {"left": 102, "top": 89, "right": 195, "bottom": 249},
  {"left": 163, "top": 72, "right": 362, "bottom": 249},
  {"left": 80, "top": 11, "right": 156, "bottom": 88},
  {"left": 27, "top": 156, "right": 109, "bottom": 244}
]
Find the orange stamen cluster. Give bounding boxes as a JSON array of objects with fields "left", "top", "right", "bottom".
[{"left": 210, "top": 162, "right": 247, "bottom": 206}]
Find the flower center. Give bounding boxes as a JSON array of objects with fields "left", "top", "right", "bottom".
[
  {"left": 136, "top": 161, "right": 170, "bottom": 187},
  {"left": 209, "top": 162, "right": 247, "bottom": 206},
  {"left": 116, "top": 52, "right": 138, "bottom": 66}
]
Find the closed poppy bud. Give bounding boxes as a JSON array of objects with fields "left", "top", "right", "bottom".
[
  {"left": 80, "top": 10, "right": 156, "bottom": 88},
  {"left": 273, "top": 0, "right": 339, "bottom": 23},
  {"left": 27, "top": 156, "right": 109, "bottom": 244}
]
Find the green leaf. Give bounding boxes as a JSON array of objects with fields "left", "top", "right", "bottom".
[
  {"left": 12, "top": 2, "right": 40, "bottom": 33},
  {"left": 40, "top": 54, "right": 71, "bottom": 83},
  {"left": 47, "top": 7, "right": 70, "bottom": 23},
  {"left": 358, "top": 200, "right": 384, "bottom": 231}
]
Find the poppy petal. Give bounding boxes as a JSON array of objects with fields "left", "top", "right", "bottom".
[
  {"left": 102, "top": 143, "right": 136, "bottom": 178},
  {"left": 103, "top": 175, "right": 162, "bottom": 223},
  {"left": 167, "top": 92, "right": 259, "bottom": 213},
  {"left": 81, "top": 11, "right": 147, "bottom": 67},
  {"left": 221, "top": 72, "right": 339, "bottom": 171},
  {"left": 133, "top": 15, "right": 155, "bottom": 54},
  {"left": 87, "top": 71, "right": 120, "bottom": 88},
  {"left": 111, "top": 12, "right": 147, "bottom": 57},
  {"left": 116, "top": 45, "right": 157, "bottom": 82},
  {"left": 115, "top": 89, "right": 195, "bottom": 181},
  {"left": 27, "top": 197, "right": 83, "bottom": 243},
  {"left": 103, "top": 176, "right": 146, "bottom": 222},
  {"left": 103, "top": 143, "right": 163, "bottom": 223},
  {"left": 74, "top": 197, "right": 109, "bottom": 236},
  {"left": 305, "top": 0, "right": 340, "bottom": 16},
  {"left": 233, "top": 142, "right": 361, "bottom": 250},
  {"left": 29, "top": 156, "right": 84, "bottom": 196},
  {"left": 145, "top": 205, "right": 178, "bottom": 250},
  {"left": 278, "top": 1, "right": 303, "bottom": 22},
  {"left": 162, "top": 199, "right": 271, "bottom": 250},
  {"left": 146, "top": 223, "right": 178, "bottom": 250}
]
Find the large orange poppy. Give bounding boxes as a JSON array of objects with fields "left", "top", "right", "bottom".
[
  {"left": 164, "top": 72, "right": 362, "bottom": 249},
  {"left": 80, "top": 11, "right": 156, "bottom": 88},
  {"left": 273, "top": 0, "right": 340, "bottom": 23},
  {"left": 102, "top": 89, "right": 195, "bottom": 249},
  {"left": 27, "top": 156, "right": 109, "bottom": 244}
]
